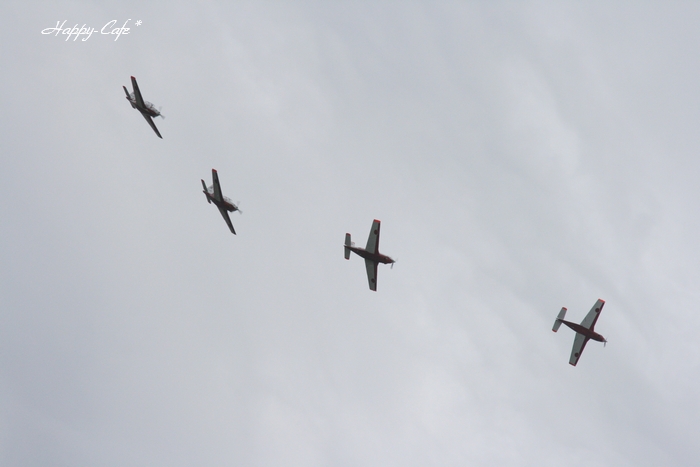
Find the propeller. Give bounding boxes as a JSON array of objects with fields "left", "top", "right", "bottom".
[
  {"left": 604, "top": 339, "right": 607, "bottom": 348},
  {"left": 159, "top": 107, "right": 165, "bottom": 119},
  {"left": 236, "top": 201, "right": 242, "bottom": 214},
  {"left": 391, "top": 258, "right": 397, "bottom": 269}
]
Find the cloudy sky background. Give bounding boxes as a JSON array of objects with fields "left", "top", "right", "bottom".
[{"left": 2, "top": 2, "right": 700, "bottom": 466}]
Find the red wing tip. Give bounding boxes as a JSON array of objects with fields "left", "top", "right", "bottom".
[
  {"left": 212, "top": 169, "right": 218, "bottom": 173},
  {"left": 374, "top": 219, "right": 381, "bottom": 222},
  {"left": 599, "top": 299, "right": 605, "bottom": 303},
  {"left": 131, "top": 75, "right": 136, "bottom": 79}
]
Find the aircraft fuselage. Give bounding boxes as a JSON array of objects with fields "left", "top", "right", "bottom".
[
  {"left": 204, "top": 191, "right": 238, "bottom": 212},
  {"left": 559, "top": 320, "right": 606, "bottom": 342},
  {"left": 125, "top": 94, "right": 160, "bottom": 118},
  {"left": 347, "top": 245, "right": 394, "bottom": 265}
]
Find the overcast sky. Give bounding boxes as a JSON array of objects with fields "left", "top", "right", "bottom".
[{"left": 2, "top": 2, "right": 700, "bottom": 466}]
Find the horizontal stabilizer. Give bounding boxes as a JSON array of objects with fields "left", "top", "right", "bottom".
[
  {"left": 201, "top": 180, "right": 211, "bottom": 203},
  {"left": 552, "top": 307, "right": 567, "bottom": 332},
  {"left": 344, "top": 233, "right": 351, "bottom": 260},
  {"left": 123, "top": 86, "right": 131, "bottom": 99}
]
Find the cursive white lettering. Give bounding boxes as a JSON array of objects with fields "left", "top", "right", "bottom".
[
  {"left": 101, "top": 19, "right": 130, "bottom": 41},
  {"left": 41, "top": 20, "right": 67, "bottom": 36},
  {"left": 43, "top": 19, "right": 135, "bottom": 42}
]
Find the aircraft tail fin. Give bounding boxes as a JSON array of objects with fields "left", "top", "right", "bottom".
[
  {"left": 552, "top": 307, "right": 567, "bottom": 332},
  {"left": 201, "top": 180, "right": 211, "bottom": 203},
  {"left": 344, "top": 233, "right": 352, "bottom": 259}
]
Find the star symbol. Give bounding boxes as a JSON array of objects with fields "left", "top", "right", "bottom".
[{"left": 135, "top": 20, "right": 142, "bottom": 26}]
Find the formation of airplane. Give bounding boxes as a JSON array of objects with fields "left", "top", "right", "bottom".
[
  {"left": 121, "top": 76, "right": 612, "bottom": 368},
  {"left": 123, "top": 76, "right": 164, "bottom": 139},
  {"left": 552, "top": 299, "right": 607, "bottom": 366},
  {"left": 344, "top": 219, "right": 395, "bottom": 291},
  {"left": 201, "top": 169, "right": 241, "bottom": 235}
]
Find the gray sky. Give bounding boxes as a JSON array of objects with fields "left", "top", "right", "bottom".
[{"left": 2, "top": 2, "right": 700, "bottom": 466}]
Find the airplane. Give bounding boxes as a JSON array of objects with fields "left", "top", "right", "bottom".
[
  {"left": 123, "top": 76, "right": 164, "bottom": 138},
  {"left": 344, "top": 219, "right": 395, "bottom": 291},
  {"left": 552, "top": 299, "right": 607, "bottom": 366},
  {"left": 201, "top": 169, "right": 241, "bottom": 234}
]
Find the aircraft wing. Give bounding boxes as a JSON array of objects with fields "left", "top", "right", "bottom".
[
  {"left": 365, "top": 219, "right": 381, "bottom": 254},
  {"left": 569, "top": 333, "right": 590, "bottom": 366},
  {"left": 130, "top": 76, "right": 145, "bottom": 108},
  {"left": 364, "top": 259, "right": 378, "bottom": 291},
  {"left": 218, "top": 206, "right": 236, "bottom": 234},
  {"left": 141, "top": 113, "right": 162, "bottom": 139},
  {"left": 580, "top": 299, "right": 605, "bottom": 331},
  {"left": 212, "top": 169, "right": 223, "bottom": 202}
]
